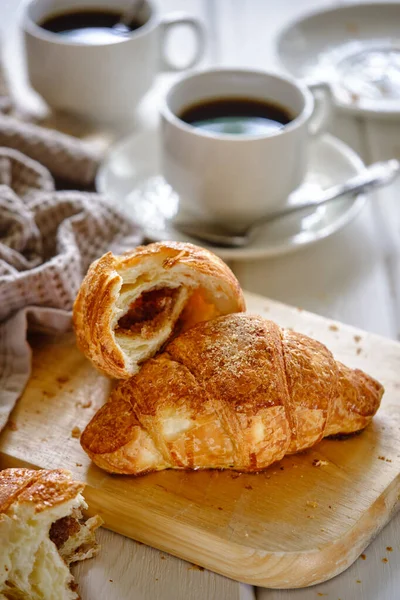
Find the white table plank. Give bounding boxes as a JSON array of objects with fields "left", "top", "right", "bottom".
[
  {"left": 362, "top": 120, "right": 400, "bottom": 341},
  {"left": 233, "top": 205, "right": 397, "bottom": 338},
  {"left": 73, "top": 529, "right": 255, "bottom": 600}
]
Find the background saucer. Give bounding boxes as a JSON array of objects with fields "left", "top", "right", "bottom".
[
  {"left": 96, "top": 130, "right": 366, "bottom": 261},
  {"left": 276, "top": 2, "right": 400, "bottom": 118}
]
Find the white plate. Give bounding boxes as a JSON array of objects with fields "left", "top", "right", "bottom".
[
  {"left": 276, "top": 2, "right": 400, "bottom": 118},
  {"left": 96, "top": 130, "right": 366, "bottom": 261}
]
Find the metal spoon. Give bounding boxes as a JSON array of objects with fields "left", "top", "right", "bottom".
[
  {"left": 176, "top": 159, "right": 400, "bottom": 248},
  {"left": 113, "top": 0, "right": 145, "bottom": 33}
]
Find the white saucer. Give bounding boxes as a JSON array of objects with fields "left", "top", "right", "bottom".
[
  {"left": 96, "top": 130, "right": 366, "bottom": 261},
  {"left": 276, "top": 2, "right": 400, "bottom": 118}
]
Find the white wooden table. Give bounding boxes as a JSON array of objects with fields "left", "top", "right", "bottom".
[{"left": 1, "top": 0, "right": 400, "bottom": 598}]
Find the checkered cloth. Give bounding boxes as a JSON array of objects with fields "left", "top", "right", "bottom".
[{"left": 0, "top": 66, "right": 143, "bottom": 430}]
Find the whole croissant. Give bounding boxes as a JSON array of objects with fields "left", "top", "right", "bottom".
[{"left": 81, "top": 314, "right": 383, "bottom": 475}]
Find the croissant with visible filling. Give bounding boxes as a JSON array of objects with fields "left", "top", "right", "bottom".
[
  {"left": 0, "top": 468, "right": 102, "bottom": 600},
  {"left": 73, "top": 241, "right": 245, "bottom": 379}
]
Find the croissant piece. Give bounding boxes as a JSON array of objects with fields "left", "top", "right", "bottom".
[
  {"left": 0, "top": 468, "right": 102, "bottom": 600},
  {"left": 81, "top": 314, "right": 383, "bottom": 475},
  {"left": 73, "top": 241, "right": 245, "bottom": 379}
]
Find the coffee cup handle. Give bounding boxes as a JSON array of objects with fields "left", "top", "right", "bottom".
[
  {"left": 306, "top": 81, "right": 332, "bottom": 136},
  {"left": 160, "top": 13, "right": 206, "bottom": 71}
]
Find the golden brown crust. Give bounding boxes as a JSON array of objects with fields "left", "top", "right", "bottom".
[
  {"left": 0, "top": 468, "right": 85, "bottom": 514},
  {"left": 281, "top": 330, "right": 338, "bottom": 453},
  {"left": 0, "top": 468, "right": 40, "bottom": 513},
  {"left": 81, "top": 314, "right": 384, "bottom": 475},
  {"left": 73, "top": 242, "right": 245, "bottom": 379}
]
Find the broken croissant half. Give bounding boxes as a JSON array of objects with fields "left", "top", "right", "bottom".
[
  {"left": 81, "top": 314, "right": 384, "bottom": 475},
  {"left": 73, "top": 241, "right": 245, "bottom": 378},
  {"left": 0, "top": 468, "right": 102, "bottom": 600}
]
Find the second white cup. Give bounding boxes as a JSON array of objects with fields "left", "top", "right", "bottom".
[{"left": 161, "top": 68, "right": 330, "bottom": 229}]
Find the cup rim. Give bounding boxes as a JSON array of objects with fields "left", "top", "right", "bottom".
[
  {"left": 21, "top": 0, "right": 158, "bottom": 46},
  {"left": 161, "top": 67, "right": 314, "bottom": 142}
]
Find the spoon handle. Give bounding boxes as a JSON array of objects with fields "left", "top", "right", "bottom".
[{"left": 262, "top": 159, "right": 400, "bottom": 224}]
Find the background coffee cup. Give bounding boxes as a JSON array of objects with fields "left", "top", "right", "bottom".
[
  {"left": 160, "top": 68, "right": 330, "bottom": 229},
  {"left": 22, "top": 0, "right": 206, "bottom": 124}
]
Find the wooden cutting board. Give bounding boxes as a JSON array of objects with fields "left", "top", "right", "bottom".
[{"left": 1, "top": 292, "right": 399, "bottom": 589}]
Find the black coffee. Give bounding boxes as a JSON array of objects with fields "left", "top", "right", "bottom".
[
  {"left": 179, "top": 97, "right": 294, "bottom": 136},
  {"left": 39, "top": 10, "right": 142, "bottom": 44}
]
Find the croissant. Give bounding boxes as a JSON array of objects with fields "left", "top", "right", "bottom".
[
  {"left": 73, "top": 241, "right": 245, "bottom": 379},
  {"left": 0, "top": 468, "right": 102, "bottom": 600},
  {"left": 81, "top": 314, "right": 383, "bottom": 475}
]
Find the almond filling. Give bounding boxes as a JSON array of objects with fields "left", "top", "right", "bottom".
[{"left": 116, "top": 287, "right": 181, "bottom": 339}]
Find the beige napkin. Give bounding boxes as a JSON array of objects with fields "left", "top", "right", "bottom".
[{"left": 0, "top": 115, "right": 142, "bottom": 431}]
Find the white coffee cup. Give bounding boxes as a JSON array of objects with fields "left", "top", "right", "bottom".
[
  {"left": 160, "top": 68, "right": 330, "bottom": 229},
  {"left": 22, "top": 0, "right": 206, "bottom": 124}
]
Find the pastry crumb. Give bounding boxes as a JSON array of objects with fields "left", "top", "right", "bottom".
[
  {"left": 306, "top": 501, "right": 318, "bottom": 508},
  {"left": 354, "top": 335, "right": 361, "bottom": 343},
  {"left": 71, "top": 426, "right": 81, "bottom": 438},
  {"left": 244, "top": 484, "right": 253, "bottom": 490},
  {"left": 378, "top": 456, "right": 386, "bottom": 460},
  {"left": 382, "top": 557, "right": 388, "bottom": 563},
  {"left": 109, "top": 579, "right": 113, "bottom": 583},
  {"left": 312, "top": 459, "right": 329, "bottom": 467},
  {"left": 317, "top": 594, "right": 327, "bottom": 597},
  {"left": 217, "top": 507, "right": 223, "bottom": 511},
  {"left": 386, "top": 546, "right": 393, "bottom": 552},
  {"left": 361, "top": 553, "right": 366, "bottom": 560},
  {"left": 329, "top": 324, "right": 338, "bottom": 331},
  {"left": 76, "top": 400, "right": 92, "bottom": 409},
  {"left": 188, "top": 564, "right": 204, "bottom": 571},
  {"left": 160, "top": 556, "right": 165, "bottom": 560},
  {"left": 356, "top": 348, "right": 362, "bottom": 355},
  {"left": 386, "top": 458, "right": 392, "bottom": 463},
  {"left": 76, "top": 462, "right": 82, "bottom": 467},
  {"left": 356, "top": 579, "right": 361, "bottom": 583}
]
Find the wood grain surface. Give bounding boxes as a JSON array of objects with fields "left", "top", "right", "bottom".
[{"left": 0, "top": 292, "right": 399, "bottom": 589}]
